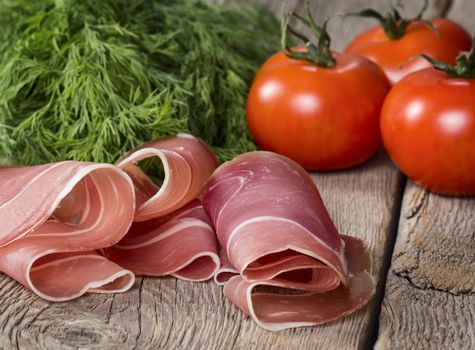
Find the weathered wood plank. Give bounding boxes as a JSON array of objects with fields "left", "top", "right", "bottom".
[
  {"left": 376, "top": 183, "right": 475, "bottom": 350},
  {"left": 0, "top": 1, "right": 445, "bottom": 349},
  {"left": 376, "top": 2, "right": 475, "bottom": 348}
]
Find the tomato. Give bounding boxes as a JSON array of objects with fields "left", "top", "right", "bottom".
[
  {"left": 246, "top": 50, "right": 390, "bottom": 171},
  {"left": 345, "top": 19, "right": 472, "bottom": 85},
  {"left": 381, "top": 68, "right": 475, "bottom": 196}
]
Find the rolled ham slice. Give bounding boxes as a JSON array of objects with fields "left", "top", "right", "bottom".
[
  {"left": 116, "top": 133, "right": 218, "bottom": 221},
  {"left": 0, "top": 162, "right": 136, "bottom": 301},
  {"left": 201, "top": 151, "right": 375, "bottom": 331},
  {"left": 104, "top": 134, "right": 220, "bottom": 281}
]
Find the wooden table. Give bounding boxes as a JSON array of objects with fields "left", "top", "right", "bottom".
[{"left": 1, "top": 1, "right": 474, "bottom": 349}]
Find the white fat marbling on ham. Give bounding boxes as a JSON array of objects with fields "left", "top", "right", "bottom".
[
  {"left": 0, "top": 162, "right": 136, "bottom": 301},
  {"left": 202, "top": 151, "right": 375, "bottom": 331}
]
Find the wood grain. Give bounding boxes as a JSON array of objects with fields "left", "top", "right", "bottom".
[
  {"left": 376, "top": 183, "right": 475, "bottom": 350},
  {"left": 0, "top": 0, "right": 452, "bottom": 349},
  {"left": 376, "top": 2, "right": 475, "bottom": 348}
]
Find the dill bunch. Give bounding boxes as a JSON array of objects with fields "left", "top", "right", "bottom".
[{"left": 0, "top": 0, "right": 279, "bottom": 165}]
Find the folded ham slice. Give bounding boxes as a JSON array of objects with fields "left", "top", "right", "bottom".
[
  {"left": 104, "top": 134, "right": 220, "bottom": 281},
  {"left": 116, "top": 133, "right": 218, "bottom": 221},
  {"left": 104, "top": 200, "right": 219, "bottom": 281},
  {"left": 0, "top": 162, "right": 136, "bottom": 301},
  {"left": 201, "top": 151, "right": 375, "bottom": 331}
]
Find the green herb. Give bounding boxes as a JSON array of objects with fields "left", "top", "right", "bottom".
[
  {"left": 0, "top": 0, "right": 279, "bottom": 166},
  {"left": 136, "top": 157, "right": 165, "bottom": 187}
]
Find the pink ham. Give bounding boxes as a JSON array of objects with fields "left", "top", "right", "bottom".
[
  {"left": 202, "top": 151, "right": 375, "bottom": 331},
  {"left": 116, "top": 134, "right": 218, "bottom": 221},
  {"left": 104, "top": 134, "right": 220, "bottom": 281},
  {"left": 0, "top": 162, "right": 136, "bottom": 301},
  {"left": 104, "top": 200, "right": 219, "bottom": 281}
]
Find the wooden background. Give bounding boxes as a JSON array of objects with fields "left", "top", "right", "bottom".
[{"left": 0, "top": 0, "right": 474, "bottom": 349}]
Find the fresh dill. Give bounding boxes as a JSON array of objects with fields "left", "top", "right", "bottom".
[{"left": 0, "top": 0, "right": 279, "bottom": 165}]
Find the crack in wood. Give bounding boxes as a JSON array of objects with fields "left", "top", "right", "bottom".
[
  {"left": 132, "top": 277, "right": 144, "bottom": 349},
  {"left": 364, "top": 175, "right": 406, "bottom": 350},
  {"left": 106, "top": 294, "right": 116, "bottom": 323},
  {"left": 393, "top": 247, "right": 475, "bottom": 294},
  {"left": 404, "top": 188, "right": 428, "bottom": 220},
  {"left": 393, "top": 269, "right": 475, "bottom": 296}
]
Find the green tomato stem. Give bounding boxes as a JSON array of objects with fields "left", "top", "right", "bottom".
[
  {"left": 345, "top": 0, "right": 432, "bottom": 41},
  {"left": 281, "top": 0, "right": 336, "bottom": 68},
  {"left": 419, "top": 36, "right": 475, "bottom": 79}
]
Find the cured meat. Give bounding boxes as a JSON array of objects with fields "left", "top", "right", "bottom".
[
  {"left": 0, "top": 134, "right": 218, "bottom": 300},
  {"left": 116, "top": 133, "right": 218, "bottom": 221},
  {"left": 104, "top": 200, "right": 219, "bottom": 281},
  {"left": 1, "top": 134, "right": 374, "bottom": 331},
  {"left": 202, "top": 151, "right": 375, "bottom": 331},
  {"left": 0, "top": 162, "right": 136, "bottom": 301},
  {"left": 104, "top": 134, "right": 220, "bottom": 281}
]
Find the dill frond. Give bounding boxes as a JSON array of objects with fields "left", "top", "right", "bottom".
[{"left": 0, "top": 0, "right": 279, "bottom": 165}]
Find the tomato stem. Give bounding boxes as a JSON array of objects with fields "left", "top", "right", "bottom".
[
  {"left": 281, "top": 0, "right": 336, "bottom": 68},
  {"left": 419, "top": 36, "right": 475, "bottom": 79},
  {"left": 345, "top": 0, "right": 434, "bottom": 40}
]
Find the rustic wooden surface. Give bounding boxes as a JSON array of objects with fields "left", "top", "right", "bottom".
[
  {"left": 0, "top": 1, "right": 473, "bottom": 349},
  {"left": 376, "top": 1, "right": 475, "bottom": 349},
  {"left": 375, "top": 183, "right": 475, "bottom": 350}
]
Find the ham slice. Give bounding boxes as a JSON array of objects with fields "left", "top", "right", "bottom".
[
  {"left": 104, "top": 134, "right": 220, "bottom": 281},
  {"left": 201, "top": 151, "right": 375, "bottom": 331},
  {"left": 116, "top": 133, "right": 218, "bottom": 221},
  {"left": 104, "top": 200, "right": 219, "bottom": 281},
  {"left": 0, "top": 162, "right": 136, "bottom": 301}
]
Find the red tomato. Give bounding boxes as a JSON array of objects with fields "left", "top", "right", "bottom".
[
  {"left": 246, "top": 51, "right": 390, "bottom": 171},
  {"left": 345, "top": 19, "right": 472, "bottom": 85},
  {"left": 381, "top": 68, "right": 475, "bottom": 196}
]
